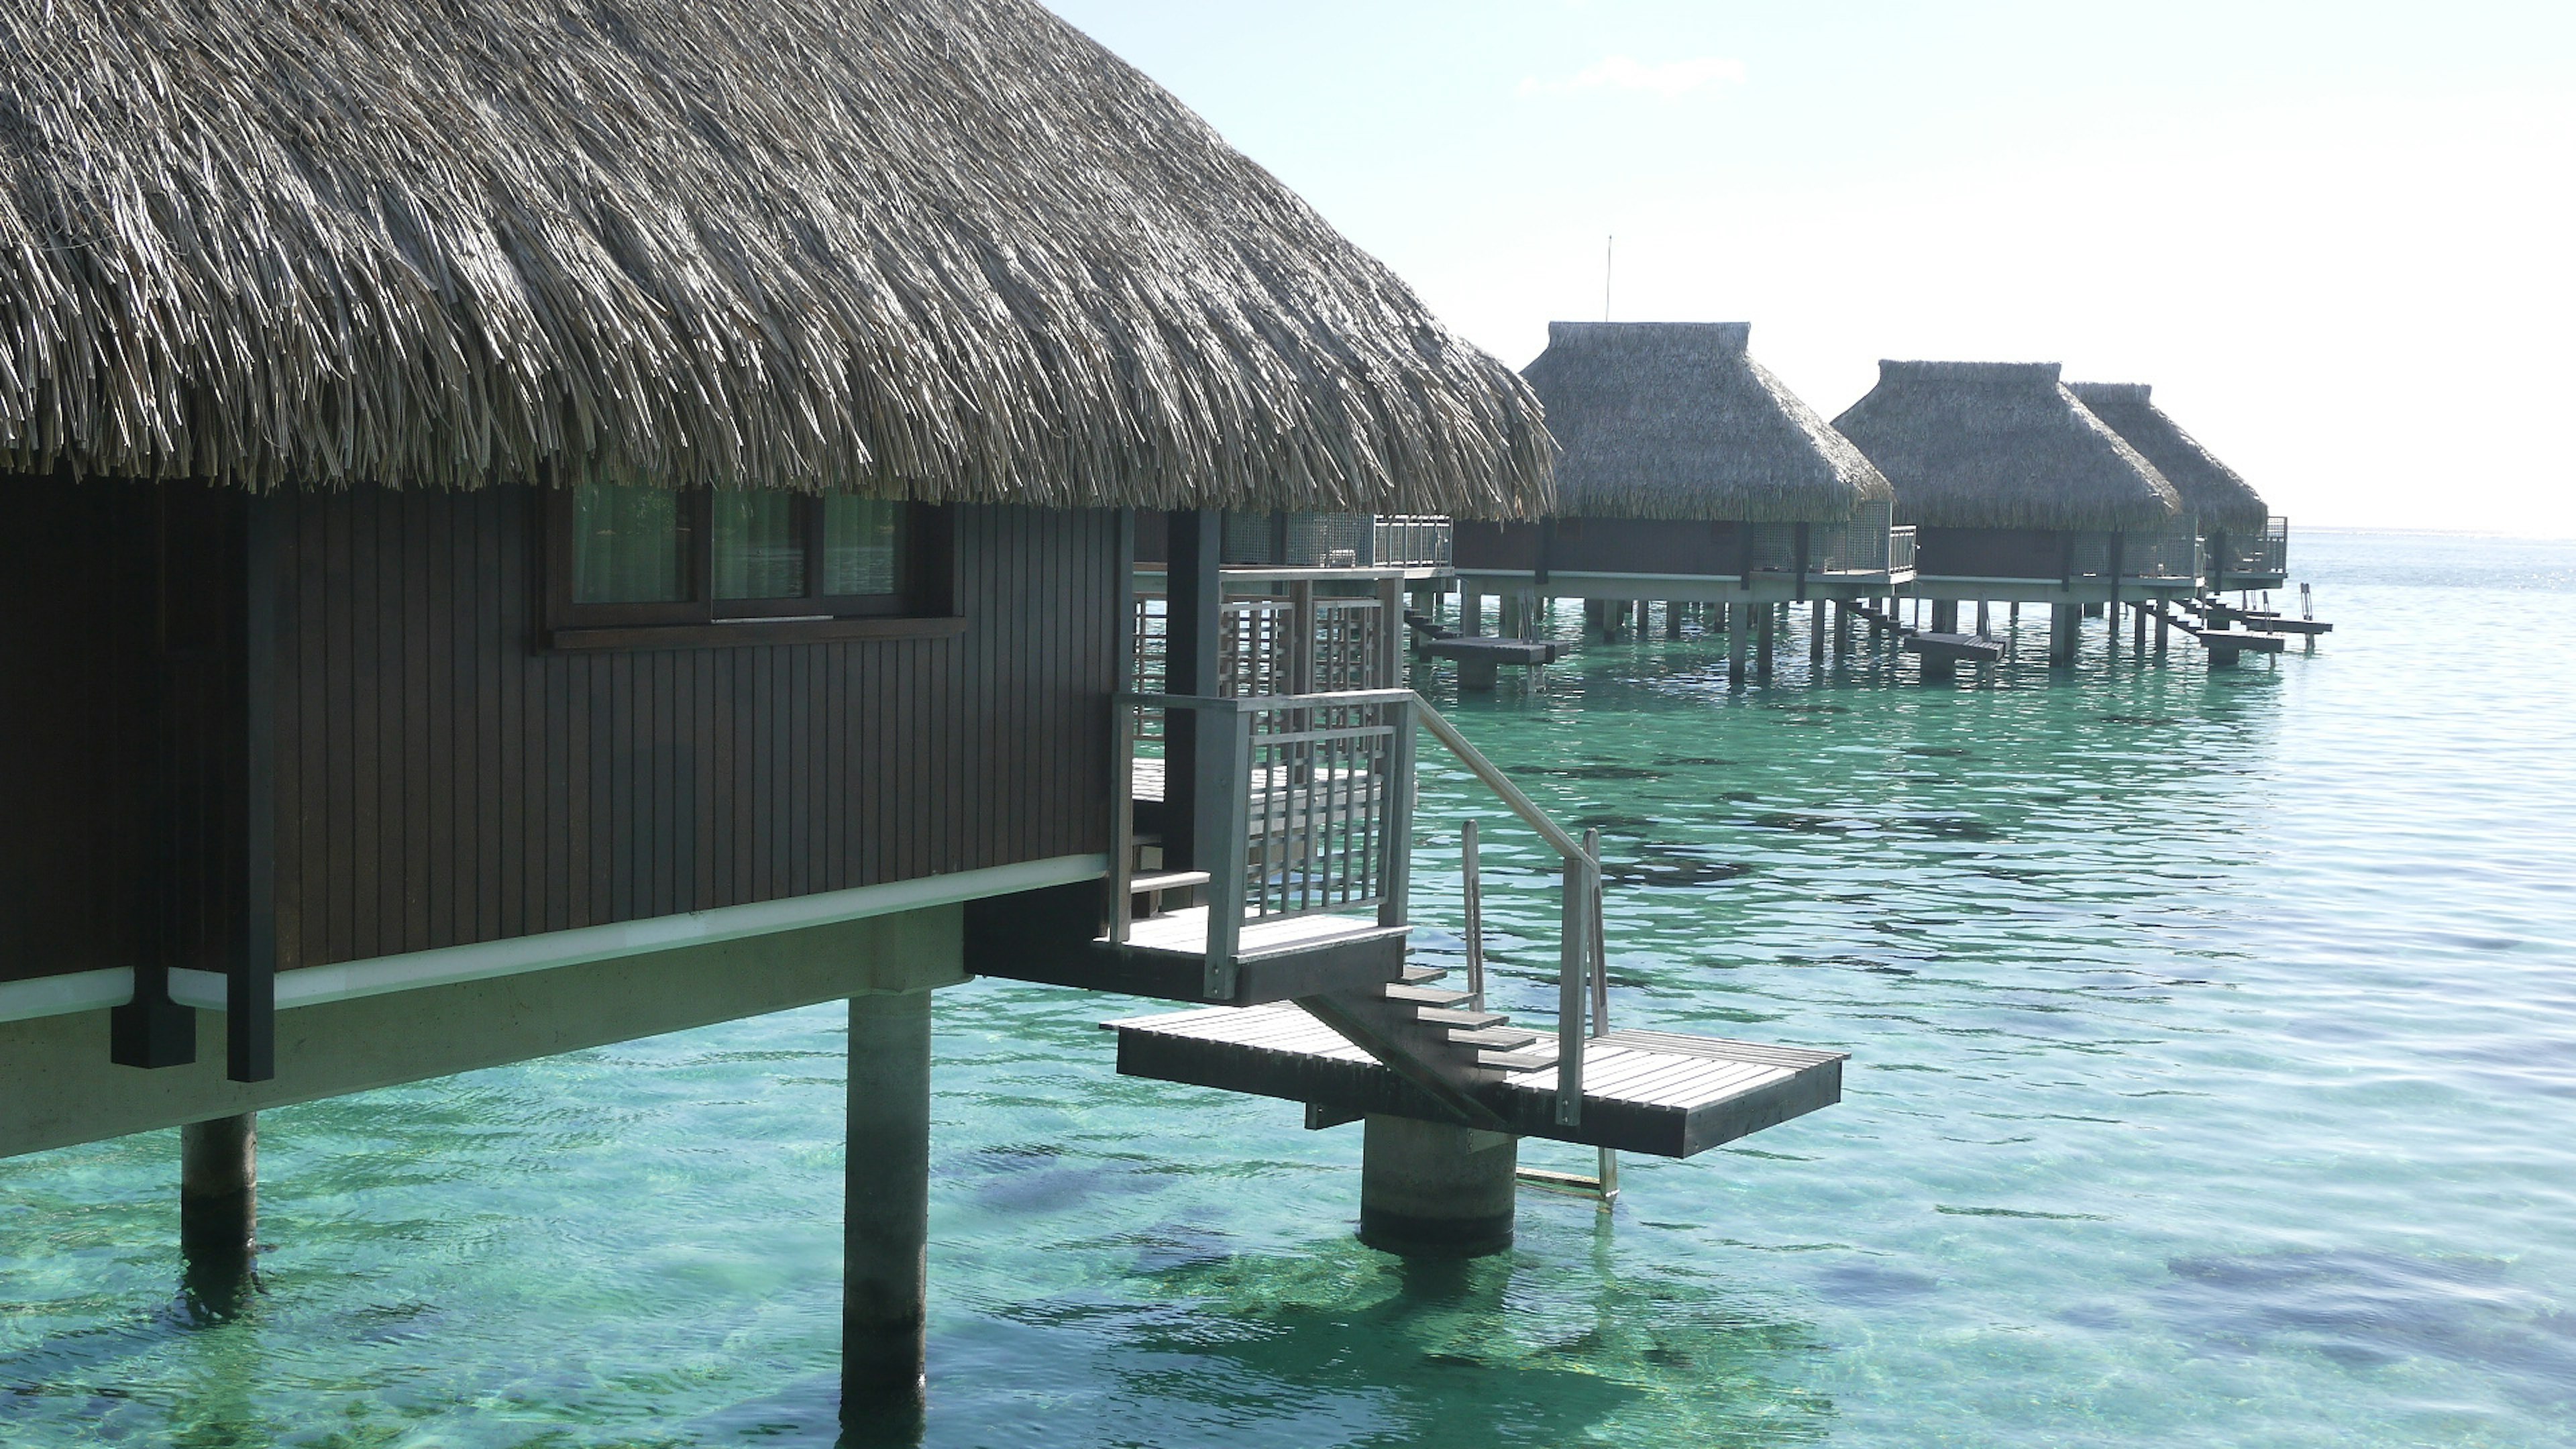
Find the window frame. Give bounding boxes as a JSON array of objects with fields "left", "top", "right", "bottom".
[{"left": 541, "top": 488, "right": 961, "bottom": 651}]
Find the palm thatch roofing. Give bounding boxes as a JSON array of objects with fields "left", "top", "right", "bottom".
[
  {"left": 1518, "top": 323, "right": 1890, "bottom": 523},
  {"left": 1831, "top": 362, "right": 2180, "bottom": 531},
  {"left": 0, "top": 0, "right": 1550, "bottom": 517},
  {"left": 2065, "top": 383, "right": 2268, "bottom": 532}
]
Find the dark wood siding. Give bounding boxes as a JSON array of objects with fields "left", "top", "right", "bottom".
[
  {"left": 1452, "top": 520, "right": 1541, "bottom": 572},
  {"left": 263, "top": 486, "right": 1118, "bottom": 971},
  {"left": 1546, "top": 517, "right": 1739, "bottom": 576},
  {"left": 1, "top": 478, "right": 247, "bottom": 985},
  {"left": 1915, "top": 527, "right": 2065, "bottom": 580}
]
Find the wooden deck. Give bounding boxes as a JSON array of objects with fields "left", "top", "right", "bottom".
[
  {"left": 1107, "top": 1003, "right": 1845, "bottom": 1158},
  {"left": 1902, "top": 631, "right": 2004, "bottom": 663}
]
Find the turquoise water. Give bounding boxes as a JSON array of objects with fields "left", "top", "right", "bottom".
[{"left": 5, "top": 529, "right": 2573, "bottom": 1447}]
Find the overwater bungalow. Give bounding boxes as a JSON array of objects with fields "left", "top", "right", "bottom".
[
  {"left": 0, "top": 0, "right": 1846, "bottom": 1421},
  {"left": 2065, "top": 382, "right": 2292, "bottom": 598},
  {"left": 1451, "top": 322, "right": 1913, "bottom": 683},
  {"left": 1831, "top": 362, "right": 2254, "bottom": 665}
]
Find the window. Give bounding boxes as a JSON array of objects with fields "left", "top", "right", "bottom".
[{"left": 545, "top": 484, "right": 957, "bottom": 649}]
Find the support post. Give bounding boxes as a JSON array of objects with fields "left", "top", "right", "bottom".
[
  {"left": 2050, "top": 603, "right": 2078, "bottom": 666},
  {"left": 1809, "top": 599, "right": 1825, "bottom": 661},
  {"left": 1163, "top": 510, "right": 1222, "bottom": 877},
  {"left": 1976, "top": 600, "right": 1990, "bottom": 637},
  {"left": 1727, "top": 603, "right": 1748, "bottom": 683},
  {"left": 1357, "top": 1116, "right": 1518, "bottom": 1258},
  {"left": 180, "top": 1112, "right": 258, "bottom": 1313},
  {"left": 1755, "top": 604, "right": 1774, "bottom": 679},
  {"left": 1460, "top": 587, "right": 1485, "bottom": 637},
  {"left": 844, "top": 990, "right": 933, "bottom": 1423}
]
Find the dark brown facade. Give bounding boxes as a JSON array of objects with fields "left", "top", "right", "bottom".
[
  {"left": 1454, "top": 519, "right": 1745, "bottom": 577},
  {"left": 1, "top": 478, "right": 1122, "bottom": 989}
]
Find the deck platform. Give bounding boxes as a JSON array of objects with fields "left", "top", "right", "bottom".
[
  {"left": 1419, "top": 636, "right": 1566, "bottom": 690},
  {"left": 1107, "top": 1002, "right": 1845, "bottom": 1157},
  {"left": 1902, "top": 631, "right": 2004, "bottom": 663},
  {"left": 1034, "top": 908, "right": 1407, "bottom": 1006}
]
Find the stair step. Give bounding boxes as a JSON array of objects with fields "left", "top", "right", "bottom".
[
  {"left": 1414, "top": 1006, "right": 1505, "bottom": 1030},
  {"left": 1479, "top": 1049, "right": 1554, "bottom": 1071},
  {"left": 1450, "top": 1026, "right": 1542, "bottom": 1050},
  {"left": 1400, "top": 965, "right": 1447, "bottom": 984},
  {"left": 1128, "top": 869, "right": 1211, "bottom": 894},
  {"left": 1380, "top": 983, "right": 1472, "bottom": 1008}
]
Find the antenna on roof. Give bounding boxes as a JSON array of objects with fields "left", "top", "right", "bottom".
[{"left": 1604, "top": 235, "right": 1615, "bottom": 321}]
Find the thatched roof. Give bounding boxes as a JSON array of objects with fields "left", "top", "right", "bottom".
[
  {"left": 1518, "top": 323, "right": 1890, "bottom": 523},
  {"left": 2065, "top": 383, "right": 2268, "bottom": 532},
  {"left": 0, "top": 0, "right": 1550, "bottom": 516},
  {"left": 1831, "top": 362, "right": 2180, "bottom": 531}
]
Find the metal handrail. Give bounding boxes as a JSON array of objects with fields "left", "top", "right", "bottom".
[{"left": 1412, "top": 694, "right": 1599, "bottom": 1124}]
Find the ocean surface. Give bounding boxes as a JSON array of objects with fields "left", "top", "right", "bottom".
[{"left": 5, "top": 528, "right": 2573, "bottom": 1448}]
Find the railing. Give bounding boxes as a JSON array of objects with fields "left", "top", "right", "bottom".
[
  {"left": 1413, "top": 699, "right": 1601, "bottom": 1126},
  {"left": 1886, "top": 525, "right": 1918, "bottom": 576},
  {"left": 1371, "top": 515, "right": 1454, "bottom": 570},
  {"left": 1110, "top": 684, "right": 1608, "bottom": 1124},
  {"left": 2239, "top": 517, "right": 2290, "bottom": 576},
  {"left": 1215, "top": 513, "right": 1454, "bottom": 569},
  {"left": 2125, "top": 525, "right": 2201, "bottom": 582},
  {"left": 1112, "top": 688, "right": 1414, "bottom": 1001}
]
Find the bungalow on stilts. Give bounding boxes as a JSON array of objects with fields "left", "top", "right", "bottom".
[
  {"left": 1831, "top": 362, "right": 2273, "bottom": 672},
  {"left": 1452, "top": 323, "right": 1913, "bottom": 687},
  {"left": 0, "top": 0, "right": 1848, "bottom": 1426},
  {"left": 2066, "top": 383, "right": 2324, "bottom": 649}
]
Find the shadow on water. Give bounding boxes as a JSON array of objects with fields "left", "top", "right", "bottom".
[
  {"left": 1065, "top": 1236, "right": 1837, "bottom": 1449},
  {"left": 2157, "top": 1250, "right": 2576, "bottom": 1409}
]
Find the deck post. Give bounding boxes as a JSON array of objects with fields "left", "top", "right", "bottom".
[
  {"left": 843, "top": 990, "right": 934, "bottom": 1423},
  {"left": 1808, "top": 600, "right": 1825, "bottom": 661},
  {"left": 2133, "top": 600, "right": 2149, "bottom": 656},
  {"left": 1727, "top": 604, "right": 1748, "bottom": 682},
  {"left": 1833, "top": 600, "right": 1853, "bottom": 657},
  {"left": 1976, "top": 600, "right": 1990, "bottom": 636},
  {"left": 180, "top": 1112, "right": 258, "bottom": 1312},
  {"left": 1357, "top": 1116, "right": 1518, "bottom": 1258},
  {"left": 2049, "top": 603, "right": 2079, "bottom": 666},
  {"left": 1923, "top": 600, "right": 1959, "bottom": 684},
  {"left": 1755, "top": 604, "right": 1774, "bottom": 679},
  {"left": 2155, "top": 606, "right": 2169, "bottom": 654},
  {"left": 1666, "top": 602, "right": 1684, "bottom": 641},
  {"left": 1460, "top": 587, "right": 1485, "bottom": 637},
  {"left": 1163, "top": 510, "right": 1223, "bottom": 877}
]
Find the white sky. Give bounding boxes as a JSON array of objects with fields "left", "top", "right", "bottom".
[{"left": 1046, "top": 1, "right": 2576, "bottom": 535}]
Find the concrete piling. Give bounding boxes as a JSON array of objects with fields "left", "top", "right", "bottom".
[
  {"left": 180, "top": 1112, "right": 258, "bottom": 1313},
  {"left": 844, "top": 990, "right": 934, "bottom": 1419},
  {"left": 1357, "top": 1116, "right": 1518, "bottom": 1259}
]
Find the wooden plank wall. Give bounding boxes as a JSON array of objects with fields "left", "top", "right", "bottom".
[
  {"left": 263, "top": 487, "right": 1117, "bottom": 972},
  {"left": 1913, "top": 527, "right": 2067, "bottom": 579},
  {"left": 0, "top": 479, "right": 246, "bottom": 985}
]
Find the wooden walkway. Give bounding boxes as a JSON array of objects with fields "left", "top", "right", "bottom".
[{"left": 1106, "top": 1003, "right": 1844, "bottom": 1158}]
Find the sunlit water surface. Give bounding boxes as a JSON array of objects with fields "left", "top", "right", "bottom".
[{"left": 5, "top": 529, "right": 2573, "bottom": 1448}]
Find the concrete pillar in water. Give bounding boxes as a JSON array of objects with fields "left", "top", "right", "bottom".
[
  {"left": 1923, "top": 600, "right": 1960, "bottom": 683},
  {"left": 844, "top": 990, "right": 933, "bottom": 1421},
  {"left": 181, "top": 1113, "right": 258, "bottom": 1312},
  {"left": 2133, "top": 600, "right": 2149, "bottom": 655},
  {"left": 1809, "top": 599, "right": 1826, "bottom": 661},
  {"left": 2155, "top": 606, "right": 2169, "bottom": 655},
  {"left": 1459, "top": 589, "right": 1485, "bottom": 638},
  {"left": 1833, "top": 600, "right": 1854, "bottom": 657},
  {"left": 1727, "top": 602, "right": 1749, "bottom": 683},
  {"left": 1754, "top": 604, "right": 1774, "bottom": 679},
  {"left": 1498, "top": 594, "right": 1523, "bottom": 640},
  {"left": 1666, "top": 602, "right": 1684, "bottom": 641},
  {"left": 2050, "top": 605, "right": 2079, "bottom": 665},
  {"left": 1357, "top": 1116, "right": 1518, "bottom": 1258},
  {"left": 1976, "top": 600, "right": 1990, "bottom": 636}
]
